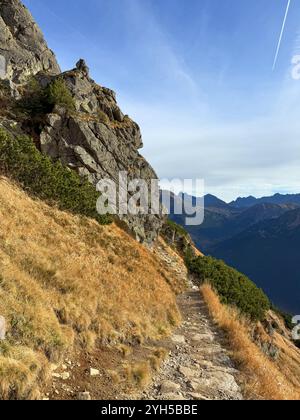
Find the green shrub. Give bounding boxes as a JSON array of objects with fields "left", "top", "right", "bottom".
[
  {"left": 186, "top": 255, "right": 270, "bottom": 321},
  {"left": 45, "top": 78, "right": 75, "bottom": 112},
  {"left": 98, "top": 110, "right": 110, "bottom": 125},
  {"left": 17, "top": 77, "right": 75, "bottom": 117},
  {"left": 0, "top": 129, "right": 111, "bottom": 225},
  {"left": 16, "top": 78, "right": 49, "bottom": 117},
  {"left": 166, "top": 219, "right": 189, "bottom": 237},
  {"left": 271, "top": 305, "right": 293, "bottom": 330}
]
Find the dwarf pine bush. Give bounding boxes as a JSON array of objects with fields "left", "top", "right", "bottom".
[
  {"left": 17, "top": 77, "right": 75, "bottom": 117},
  {"left": 45, "top": 78, "right": 75, "bottom": 111},
  {"left": 0, "top": 129, "right": 111, "bottom": 225},
  {"left": 187, "top": 255, "right": 270, "bottom": 321}
]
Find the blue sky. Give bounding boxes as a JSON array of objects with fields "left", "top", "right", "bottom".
[{"left": 23, "top": 0, "right": 300, "bottom": 201}]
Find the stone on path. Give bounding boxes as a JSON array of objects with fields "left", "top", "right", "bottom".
[
  {"left": 160, "top": 381, "right": 181, "bottom": 393},
  {"left": 190, "top": 371, "right": 241, "bottom": 397},
  {"left": 191, "top": 333, "right": 214, "bottom": 343},
  {"left": 61, "top": 372, "right": 70, "bottom": 380},
  {"left": 189, "top": 392, "right": 210, "bottom": 401},
  {"left": 171, "top": 335, "right": 185, "bottom": 344},
  {"left": 178, "top": 366, "right": 199, "bottom": 379},
  {"left": 162, "top": 393, "right": 187, "bottom": 401},
  {"left": 78, "top": 391, "right": 91, "bottom": 401},
  {"left": 0, "top": 316, "right": 6, "bottom": 340},
  {"left": 90, "top": 368, "right": 100, "bottom": 377}
]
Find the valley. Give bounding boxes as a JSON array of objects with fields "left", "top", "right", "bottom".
[{"left": 170, "top": 193, "right": 300, "bottom": 313}]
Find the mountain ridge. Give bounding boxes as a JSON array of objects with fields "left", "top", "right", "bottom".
[
  {"left": 230, "top": 192, "right": 300, "bottom": 208},
  {"left": 209, "top": 207, "right": 300, "bottom": 313}
]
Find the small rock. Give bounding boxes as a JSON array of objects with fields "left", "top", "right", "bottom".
[
  {"left": 78, "top": 391, "right": 91, "bottom": 401},
  {"left": 160, "top": 381, "right": 181, "bottom": 393},
  {"left": 189, "top": 381, "right": 202, "bottom": 392},
  {"left": 61, "top": 372, "right": 70, "bottom": 380},
  {"left": 162, "top": 393, "right": 187, "bottom": 401},
  {"left": 197, "top": 360, "right": 214, "bottom": 369},
  {"left": 179, "top": 366, "right": 199, "bottom": 379},
  {"left": 172, "top": 335, "right": 186, "bottom": 344},
  {"left": 50, "top": 364, "right": 58, "bottom": 372},
  {"left": 191, "top": 333, "right": 214, "bottom": 343},
  {"left": 189, "top": 392, "right": 209, "bottom": 400},
  {"left": 90, "top": 368, "right": 100, "bottom": 377}
]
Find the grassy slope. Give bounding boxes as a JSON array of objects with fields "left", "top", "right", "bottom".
[
  {"left": 201, "top": 284, "right": 300, "bottom": 400},
  {"left": 0, "top": 177, "right": 184, "bottom": 399}
]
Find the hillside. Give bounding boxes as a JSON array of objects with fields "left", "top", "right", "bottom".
[
  {"left": 0, "top": 177, "right": 188, "bottom": 399},
  {"left": 209, "top": 208, "right": 300, "bottom": 313}
]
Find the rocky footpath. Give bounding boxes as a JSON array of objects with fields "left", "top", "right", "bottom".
[{"left": 129, "top": 289, "right": 243, "bottom": 401}]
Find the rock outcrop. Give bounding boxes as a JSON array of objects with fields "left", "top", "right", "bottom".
[
  {"left": 0, "top": 0, "right": 60, "bottom": 83},
  {"left": 0, "top": 1, "right": 163, "bottom": 244},
  {"left": 37, "top": 67, "right": 163, "bottom": 244}
]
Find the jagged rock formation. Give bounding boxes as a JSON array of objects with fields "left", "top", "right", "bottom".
[
  {"left": 0, "top": 0, "right": 60, "bottom": 83},
  {"left": 0, "top": 1, "right": 163, "bottom": 244},
  {"left": 38, "top": 67, "right": 163, "bottom": 243}
]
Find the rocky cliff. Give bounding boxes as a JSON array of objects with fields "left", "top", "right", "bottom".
[
  {"left": 0, "top": 0, "right": 60, "bottom": 83},
  {"left": 0, "top": 0, "right": 163, "bottom": 244}
]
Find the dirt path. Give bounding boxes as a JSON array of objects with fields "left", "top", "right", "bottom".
[{"left": 133, "top": 287, "right": 243, "bottom": 401}]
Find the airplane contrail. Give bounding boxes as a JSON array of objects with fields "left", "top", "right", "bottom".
[{"left": 272, "top": 0, "right": 292, "bottom": 70}]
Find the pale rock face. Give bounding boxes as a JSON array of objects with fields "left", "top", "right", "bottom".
[{"left": 0, "top": 0, "right": 60, "bottom": 83}]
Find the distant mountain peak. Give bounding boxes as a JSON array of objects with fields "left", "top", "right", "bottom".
[
  {"left": 230, "top": 193, "right": 300, "bottom": 208},
  {"left": 204, "top": 194, "right": 228, "bottom": 209}
]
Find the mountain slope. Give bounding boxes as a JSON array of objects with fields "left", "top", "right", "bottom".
[
  {"left": 209, "top": 208, "right": 300, "bottom": 313},
  {"left": 0, "top": 177, "right": 185, "bottom": 399}
]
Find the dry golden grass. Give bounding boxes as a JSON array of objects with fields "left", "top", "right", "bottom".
[
  {"left": 269, "top": 314, "right": 300, "bottom": 389},
  {"left": 0, "top": 177, "right": 183, "bottom": 399},
  {"left": 201, "top": 284, "right": 300, "bottom": 400},
  {"left": 124, "top": 361, "right": 152, "bottom": 388}
]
